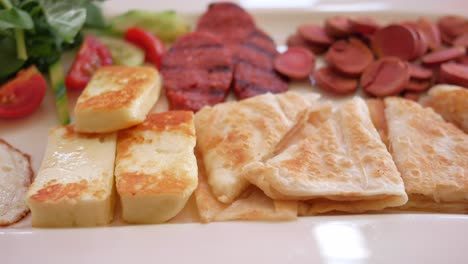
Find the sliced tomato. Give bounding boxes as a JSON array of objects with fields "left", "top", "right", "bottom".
[
  {"left": 0, "top": 66, "right": 47, "bottom": 119},
  {"left": 65, "top": 35, "right": 113, "bottom": 91},
  {"left": 125, "top": 27, "right": 165, "bottom": 68}
]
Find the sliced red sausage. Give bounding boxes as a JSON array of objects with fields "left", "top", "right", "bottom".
[
  {"left": 413, "top": 27, "right": 429, "bottom": 57},
  {"left": 400, "top": 22, "right": 429, "bottom": 58},
  {"left": 437, "top": 15, "right": 468, "bottom": 44},
  {"left": 325, "top": 16, "right": 352, "bottom": 38},
  {"left": 403, "top": 92, "right": 423, "bottom": 102},
  {"left": 233, "top": 62, "right": 288, "bottom": 99},
  {"left": 325, "top": 37, "right": 374, "bottom": 76},
  {"left": 439, "top": 62, "right": 468, "bottom": 87},
  {"left": 349, "top": 17, "right": 380, "bottom": 35},
  {"left": 196, "top": 2, "right": 256, "bottom": 44},
  {"left": 404, "top": 79, "right": 432, "bottom": 92},
  {"left": 361, "top": 57, "right": 410, "bottom": 97},
  {"left": 407, "top": 63, "right": 433, "bottom": 80},
  {"left": 286, "top": 33, "right": 328, "bottom": 55},
  {"left": 456, "top": 55, "right": 468, "bottom": 65},
  {"left": 372, "top": 24, "right": 418, "bottom": 61},
  {"left": 417, "top": 17, "right": 441, "bottom": 51},
  {"left": 298, "top": 24, "right": 334, "bottom": 46},
  {"left": 453, "top": 32, "right": 468, "bottom": 48},
  {"left": 313, "top": 67, "right": 358, "bottom": 95},
  {"left": 274, "top": 47, "right": 315, "bottom": 80},
  {"left": 421, "top": 46, "right": 466, "bottom": 66}
]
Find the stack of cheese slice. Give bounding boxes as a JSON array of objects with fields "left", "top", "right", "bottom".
[
  {"left": 27, "top": 66, "right": 199, "bottom": 227},
  {"left": 115, "top": 111, "right": 198, "bottom": 224}
]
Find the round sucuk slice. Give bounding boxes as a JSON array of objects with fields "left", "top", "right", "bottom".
[
  {"left": 298, "top": 24, "right": 334, "bottom": 46},
  {"left": 440, "top": 62, "right": 468, "bottom": 87},
  {"left": 372, "top": 24, "right": 419, "bottom": 61},
  {"left": 162, "top": 31, "right": 233, "bottom": 111},
  {"left": 400, "top": 21, "right": 429, "bottom": 57},
  {"left": 456, "top": 55, "right": 468, "bottom": 65},
  {"left": 325, "top": 37, "right": 374, "bottom": 76},
  {"left": 413, "top": 27, "right": 429, "bottom": 57},
  {"left": 437, "top": 15, "right": 468, "bottom": 44},
  {"left": 313, "top": 67, "right": 358, "bottom": 95},
  {"left": 407, "top": 63, "right": 433, "bottom": 80},
  {"left": 324, "top": 16, "right": 352, "bottom": 38},
  {"left": 404, "top": 79, "right": 432, "bottom": 92},
  {"left": 453, "top": 32, "right": 468, "bottom": 48},
  {"left": 233, "top": 62, "right": 288, "bottom": 99},
  {"left": 274, "top": 47, "right": 316, "bottom": 80},
  {"left": 417, "top": 17, "right": 442, "bottom": 51},
  {"left": 349, "top": 17, "right": 380, "bottom": 35},
  {"left": 196, "top": 2, "right": 256, "bottom": 43},
  {"left": 361, "top": 57, "right": 410, "bottom": 97},
  {"left": 421, "top": 46, "right": 466, "bottom": 66},
  {"left": 286, "top": 33, "right": 328, "bottom": 55},
  {"left": 403, "top": 92, "right": 423, "bottom": 102},
  {"left": 0, "top": 139, "right": 32, "bottom": 226}
]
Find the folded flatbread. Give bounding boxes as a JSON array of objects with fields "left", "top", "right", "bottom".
[
  {"left": 194, "top": 149, "right": 297, "bottom": 222},
  {"left": 366, "top": 98, "right": 388, "bottom": 147},
  {"left": 420, "top": 84, "right": 468, "bottom": 133},
  {"left": 385, "top": 97, "right": 468, "bottom": 213},
  {"left": 195, "top": 91, "right": 320, "bottom": 203},
  {"left": 243, "top": 98, "right": 408, "bottom": 214}
]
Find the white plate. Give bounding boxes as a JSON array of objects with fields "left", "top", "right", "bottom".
[{"left": 1, "top": 1, "right": 468, "bottom": 263}]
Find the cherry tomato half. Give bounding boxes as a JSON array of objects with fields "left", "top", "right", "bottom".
[
  {"left": 65, "top": 35, "right": 113, "bottom": 91},
  {"left": 0, "top": 66, "right": 47, "bottom": 119},
  {"left": 125, "top": 27, "right": 165, "bottom": 68}
]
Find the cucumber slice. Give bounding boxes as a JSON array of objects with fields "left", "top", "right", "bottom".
[
  {"left": 110, "top": 10, "right": 190, "bottom": 43},
  {"left": 98, "top": 37, "right": 145, "bottom": 66},
  {"left": 48, "top": 58, "right": 70, "bottom": 125}
]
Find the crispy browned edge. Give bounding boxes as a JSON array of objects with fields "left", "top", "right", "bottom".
[{"left": 0, "top": 138, "right": 33, "bottom": 226}]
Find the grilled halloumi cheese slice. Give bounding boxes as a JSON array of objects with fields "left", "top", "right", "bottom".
[
  {"left": 74, "top": 66, "right": 161, "bottom": 133},
  {"left": 115, "top": 111, "right": 198, "bottom": 224},
  {"left": 26, "top": 126, "right": 117, "bottom": 227}
]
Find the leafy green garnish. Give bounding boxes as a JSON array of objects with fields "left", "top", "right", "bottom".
[
  {"left": 0, "top": 0, "right": 105, "bottom": 123},
  {"left": 37, "top": 0, "right": 87, "bottom": 43},
  {"left": 0, "top": 0, "right": 104, "bottom": 79},
  {"left": 0, "top": 7, "right": 33, "bottom": 30}
]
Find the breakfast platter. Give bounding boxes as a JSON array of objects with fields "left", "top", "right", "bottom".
[{"left": 1, "top": 0, "right": 468, "bottom": 263}]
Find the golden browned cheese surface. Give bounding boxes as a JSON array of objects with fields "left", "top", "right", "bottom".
[
  {"left": 75, "top": 66, "right": 158, "bottom": 111},
  {"left": 116, "top": 111, "right": 197, "bottom": 197},
  {"left": 385, "top": 97, "right": 468, "bottom": 208}
]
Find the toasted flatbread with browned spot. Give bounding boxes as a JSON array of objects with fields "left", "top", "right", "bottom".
[
  {"left": 243, "top": 98, "right": 407, "bottom": 214},
  {"left": 195, "top": 91, "right": 320, "bottom": 203},
  {"left": 385, "top": 97, "right": 468, "bottom": 213}
]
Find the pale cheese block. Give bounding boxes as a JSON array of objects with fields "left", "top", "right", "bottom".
[
  {"left": 74, "top": 65, "right": 161, "bottom": 133},
  {"left": 26, "top": 126, "right": 117, "bottom": 227},
  {"left": 115, "top": 111, "right": 198, "bottom": 224}
]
